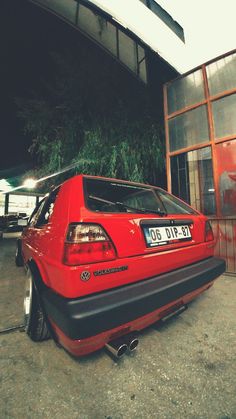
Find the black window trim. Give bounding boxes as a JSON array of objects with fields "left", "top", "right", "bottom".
[{"left": 83, "top": 176, "right": 197, "bottom": 215}]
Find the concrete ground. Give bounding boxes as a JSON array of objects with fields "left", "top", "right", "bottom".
[{"left": 0, "top": 234, "right": 236, "bottom": 419}]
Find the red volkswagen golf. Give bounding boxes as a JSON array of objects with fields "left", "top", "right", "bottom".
[{"left": 16, "top": 175, "right": 225, "bottom": 357}]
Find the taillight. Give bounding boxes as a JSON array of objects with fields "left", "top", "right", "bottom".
[
  {"left": 63, "top": 223, "right": 116, "bottom": 265},
  {"left": 205, "top": 220, "right": 214, "bottom": 242}
]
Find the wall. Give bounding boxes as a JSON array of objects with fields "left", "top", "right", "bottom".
[{"left": 164, "top": 49, "right": 236, "bottom": 273}]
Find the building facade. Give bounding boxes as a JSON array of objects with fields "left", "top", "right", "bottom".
[{"left": 164, "top": 49, "right": 236, "bottom": 273}]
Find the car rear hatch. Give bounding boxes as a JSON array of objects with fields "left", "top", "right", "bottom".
[{"left": 83, "top": 177, "right": 205, "bottom": 259}]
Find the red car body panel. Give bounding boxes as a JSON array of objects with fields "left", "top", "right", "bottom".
[{"left": 21, "top": 174, "right": 225, "bottom": 356}]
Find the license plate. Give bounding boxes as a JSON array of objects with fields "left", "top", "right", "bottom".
[{"left": 144, "top": 225, "right": 192, "bottom": 247}]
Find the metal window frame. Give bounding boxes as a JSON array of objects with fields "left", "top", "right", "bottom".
[{"left": 164, "top": 49, "right": 236, "bottom": 219}]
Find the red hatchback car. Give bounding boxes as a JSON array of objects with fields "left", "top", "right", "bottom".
[{"left": 16, "top": 175, "right": 225, "bottom": 357}]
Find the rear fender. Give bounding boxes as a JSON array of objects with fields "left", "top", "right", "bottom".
[{"left": 26, "top": 260, "right": 59, "bottom": 344}]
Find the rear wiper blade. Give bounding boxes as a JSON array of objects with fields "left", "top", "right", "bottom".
[
  {"left": 88, "top": 195, "right": 166, "bottom": 216},
  {"left": 115, "top": 201, "right": 166, "bottom": 216},
  {"left": 133, "top": 206, "right": 166, "bottom": 216}
]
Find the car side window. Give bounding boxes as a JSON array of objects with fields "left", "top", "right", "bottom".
[
  {"left": 28, "top": 199, "right": 46, "bottom": 227},
  {"left": 36, "top": 187, "right": 60, "bottom": 227}
]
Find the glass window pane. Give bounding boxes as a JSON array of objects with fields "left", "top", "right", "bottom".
[
  {"left": 100, "top": 21, "right": 117, "bottom": 56},
  {"left": 137, "top": 45, "right": 147, "bottom": 83},
  {"left": 216, "top": 139, "right": 236, "bottom": 216},
  {"left": 78, "top": 6, "right": 103, "bottom": 43},
  {"left": 168, "top": 105, "right": 209, "bottom": 152},
  {"left": 167, "top": 70, "right": 205, "bottom": 114},
  {"left": 8, "top": 195, "right": 37, "bottom": 216},
  {"left": 206, "top": 53, "right": 236, "bottom": 96},
  {"left": 118, "top": 31, "right": 137, "bottom": 73},
  {"left": 38, "top": 0, "right": 77, "bottom": 23},
  {"left": 171, "top": 147, "right": 216, "bottom": 215},
  {"left": 157, "top": 190, "right": 196, "bottom": 214},
  {"left": 212, "top": 94, "right": 236, "bottom": 139},
  {"left": 78, "top": 7, "right": 117, "bottom": 57},
  {"left": 84, "top": 178, "right": 164, "bottom": 214},
  {"left": 171, "top": 153, "right": 190, "bottom": 204}
]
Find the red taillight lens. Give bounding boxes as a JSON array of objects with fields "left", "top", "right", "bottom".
[
  {"left": 205, "top": 220, "right": 214, "bottom": 242},
  {"left": 63, "top": 223, "right": 116, "bottom": 265}
]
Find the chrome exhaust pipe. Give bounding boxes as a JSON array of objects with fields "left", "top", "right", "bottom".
[
  {"left": 128, "top": 336, "right": 139, "bottom": 352},
  {"left": 105, "top": 337, "right": 128, "bottom": 358},
  {"left": 123, "top": 333, "right": 139, "bottom": 352}
]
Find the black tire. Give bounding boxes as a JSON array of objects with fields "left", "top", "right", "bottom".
[
  {"left": 15, "top": 239, "right": 24, "bottom": 267},
  {"left": 24, "top": 269, "right": 50, "bottom": 342}
]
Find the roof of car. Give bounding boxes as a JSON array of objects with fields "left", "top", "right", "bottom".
[{"left": 82, "top": 174, "right": 158, "bottom": 190}]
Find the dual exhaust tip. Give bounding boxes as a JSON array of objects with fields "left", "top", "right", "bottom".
[{"left": 105, "top": 333, "right": 139, "bottom": 359}]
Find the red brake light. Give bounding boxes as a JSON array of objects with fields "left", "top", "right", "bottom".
[
  {"left": 63, "top": 223, "right": 116, "bottom": 265},
  {"left": 205, "top": 220, "right": 214, "bottom": 242}
]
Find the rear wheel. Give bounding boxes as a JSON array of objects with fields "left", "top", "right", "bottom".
[{"left": 24, "top": 269, "right": 50, "bottom": 341}]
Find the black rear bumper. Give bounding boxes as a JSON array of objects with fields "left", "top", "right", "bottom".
[{"left": 41, "top": 257, "right": 225, "bottom": 340}]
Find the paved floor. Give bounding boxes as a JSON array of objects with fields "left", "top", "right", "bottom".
[{"left": 0, "top": 235, "right": 236, "bottom": 419}]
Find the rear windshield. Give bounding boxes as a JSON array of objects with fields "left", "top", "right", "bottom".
[{"left": 84, "top": 178, "right": 197, "bottom": 215}]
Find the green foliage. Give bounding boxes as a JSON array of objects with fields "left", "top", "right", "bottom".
[
  {"left": 74, "top": 117, "right": 165, "bottom": 185},
  {"left": 16, "top": 47, "right": 166, "bottom": 189}
]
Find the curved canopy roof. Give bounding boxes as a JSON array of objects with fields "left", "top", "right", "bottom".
[
  {"left": 29, "top": 0, "right": 188, "bottom": 82},
  {"left": 85, "top": 0, "right": 187, "bottom": 71}
]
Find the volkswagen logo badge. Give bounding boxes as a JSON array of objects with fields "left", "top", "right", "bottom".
[{"left": 80, "top": 271, "right": 91, "bottom": 281}]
